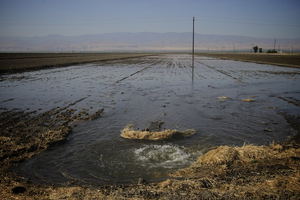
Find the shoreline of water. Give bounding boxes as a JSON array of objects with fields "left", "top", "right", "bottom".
[{"left": 1, "top": 54, "right": 300, "bottom": 198}]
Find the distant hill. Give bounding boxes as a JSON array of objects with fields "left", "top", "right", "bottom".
[{"left": 0, "top": 32, "right": 299, "bottom": 52}]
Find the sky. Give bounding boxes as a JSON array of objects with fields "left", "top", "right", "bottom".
[{"left": 0, "top": 0, "right": 299, "bottom": 39}]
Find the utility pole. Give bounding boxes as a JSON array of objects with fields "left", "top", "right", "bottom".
[
  {"left": 192, "top": 16, "right": 195, "bottom": 81},
  {"left": 274, "top": 39, "right": 276, "bottom": 50}
]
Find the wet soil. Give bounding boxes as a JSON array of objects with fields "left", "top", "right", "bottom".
[
  {"left": 196, "top": 53, "right": 300, "bottom": 68},
  {"left": 1, "top": 53, "right": 300, "bottom": 199},
  {"left": 0, "top": 53, "right": 153, "bottom": 74}
]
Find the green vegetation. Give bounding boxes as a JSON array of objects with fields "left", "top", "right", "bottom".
[
  {"left": 253, "top": 45, "right": 258, "bottom": 53},
  {"left": 267, "top": 50, "right": 278, "bottom": 53}
]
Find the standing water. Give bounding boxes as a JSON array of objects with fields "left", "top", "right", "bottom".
[{"left": 1, "top": 54, "right": 299, "bottom": 185}]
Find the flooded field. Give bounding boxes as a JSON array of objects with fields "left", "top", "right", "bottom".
[{"left": 1, "top": 54, "right": 299, "bottom": 185}]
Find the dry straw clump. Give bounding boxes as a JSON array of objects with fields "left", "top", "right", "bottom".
[
  {"left": 172, "top": 143, "right": 300, "bottom": 198},
  {"left": 241, "top": 99, "right": 255, "bottom": 102},
  {"left": 218, "top": 96, "right": 231, "bottom": 100},
  {"left": 120, "top": 124, "right": 195, "bottom": 140},
  {"left": 194, "top": 145, "right": 239, "bottom": 166},
  {"left": 192, "top": 144, "right": 299, "bottom": 167},
  {"left": 217, "top": 96, "right": 231, "bottom": 102}
]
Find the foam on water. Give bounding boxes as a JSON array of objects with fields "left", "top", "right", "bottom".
[{"left": 133, "top": 144, "right": 200, "bottom": 169}]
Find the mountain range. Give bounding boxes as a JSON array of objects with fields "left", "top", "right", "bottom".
[{"left": 0, "top": 32, "right": 299, "bottom": 53}]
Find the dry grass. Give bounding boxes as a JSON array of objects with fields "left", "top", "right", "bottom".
[
  {"left": 218, "top": 96, "right": 231, "bottom": 100},
  {"left": 194, "top": 145, "right": 239, "bottom": 166},
  {"left": 217, "top": 96, "right": 231, "bottom": 102},
  {"left": 172, "top": 143, "right": 300, "bottom": 198},
  {"left": 241, "top": 98, "right": 255, "bottom": 102},
  {"left": 187, "top": 143, "right": 300, "bottom": 167},
  {"left": 120, "top": 124, "right": 195, "bottom": 140}
]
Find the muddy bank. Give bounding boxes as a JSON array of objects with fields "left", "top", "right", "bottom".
[
  {"left": 196, "top": 53, "right": 300, "bottom": 68},
  {"left": 1, "top": 107, "right": 299, "bottom": 199},
  {"left": 1, "top": 53, "right": 300, "bottom": 199},
  {"left": 0, "top": 105, "right": 105, "bottom": 198},
  {"left": 0, "top": 53, "right": 153, "bottom": 74}
]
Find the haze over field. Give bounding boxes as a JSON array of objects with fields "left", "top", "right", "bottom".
[
  {"left": 1, "top": 33, "right": 299, "bottom": 52},
  {"left": 0, "top": 0, "right": 300, "bottom": 52}
]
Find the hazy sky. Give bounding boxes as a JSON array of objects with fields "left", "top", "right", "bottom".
[{"left": 0, "top": 0, "right": 299, "bottom": 38}]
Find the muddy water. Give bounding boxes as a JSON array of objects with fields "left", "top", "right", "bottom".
[{"left": 1, "top": 54, "right": 300, "bottom": 185}]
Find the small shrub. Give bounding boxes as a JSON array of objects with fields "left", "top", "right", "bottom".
[{"left": 267, "top": 50, "right": 277, "bottom": 53}]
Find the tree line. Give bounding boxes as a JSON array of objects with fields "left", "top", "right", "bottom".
[{"left": 253, "top": 45, "right": 277, "bottom": 53}]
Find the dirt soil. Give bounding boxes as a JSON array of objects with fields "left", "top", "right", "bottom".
[
  {"left": 196, "top": 53, "right": 300, "bottom": 68},
  {"left": 1, "top": 53, "right": 300, "bottom": 199},
  {"left": 0, "top": 53, "right": 153, "bottom": 74}
]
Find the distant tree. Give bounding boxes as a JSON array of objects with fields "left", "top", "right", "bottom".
[
  {"left": 267, "top": 50, "right": 277, "bottom": 53},
  {"left": 259, "top": 48, "right": 263, "bottom": 53},
  {"left": 253, "top": 45, "right": 258, "bottom": 53}
]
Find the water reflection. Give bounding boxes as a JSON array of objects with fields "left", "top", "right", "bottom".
[{"left": 2, "top": 54, "right": 298, "bottom": 185}]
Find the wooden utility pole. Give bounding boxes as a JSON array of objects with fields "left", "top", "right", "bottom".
[{"left": 192, "top": 17, "right": 195, "bottom": 81}]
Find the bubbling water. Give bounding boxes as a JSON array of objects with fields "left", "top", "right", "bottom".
[{"left": 133, "top": 144, "right": 201, "bottom": 169}]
